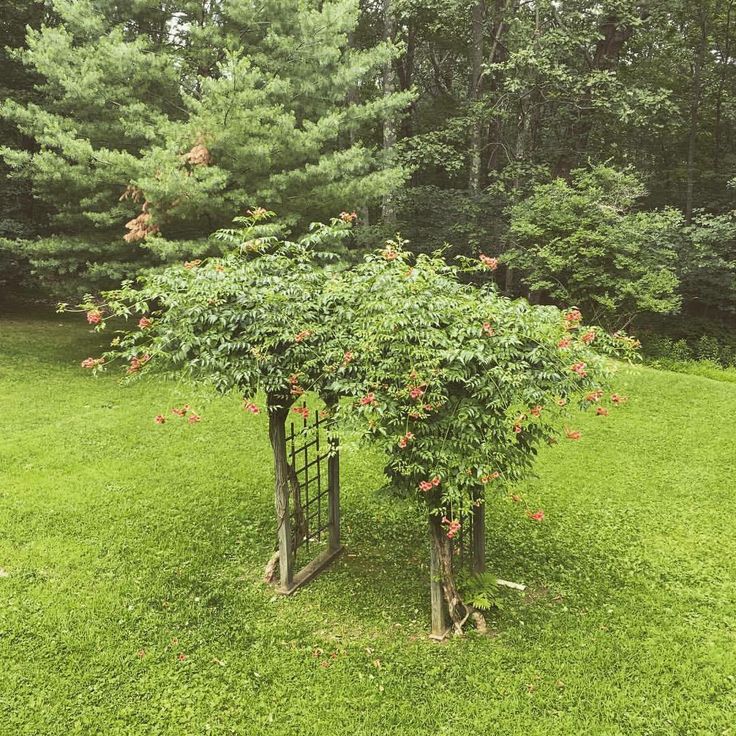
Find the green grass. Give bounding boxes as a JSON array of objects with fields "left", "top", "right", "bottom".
[
  {"left": 645, "top": 357, "right": 736, "bottom": 384},
  {"left": 1, "top": 315, "right": 735, "bottom": 735}
]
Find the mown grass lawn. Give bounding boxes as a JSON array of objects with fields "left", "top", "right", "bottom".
[{"left": 1, "top": 314, "right": 735, "bottom": 736}]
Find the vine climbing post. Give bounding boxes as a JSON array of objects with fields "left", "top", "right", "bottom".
[
  {"left": 429, "top": 518, "right": 449, "bottom": 637},
  {"left": 268, "top": 393, "right": 294, "bottom": 593}
]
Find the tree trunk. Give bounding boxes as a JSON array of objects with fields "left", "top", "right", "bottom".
[
  {"left": 470, "top": 0, "right": 515, "bottom": 193},
  {"left": 428, "top": 518, "right": 449, "bottom": 637},
  {"left": 554, "top": 13, "right": 633, "bottom": 176},
  {"left": 398, "top": 22, "right": 417, "bottom": 145},
  {"left": 427, "top": 514, "right": 470, "bottom": 635},
  {"left": 345, "top": 31, "right": 358, "bottom": 151},
  {"left": 382, "top": 0, "right": 398, "bottom": 224},
  {"left": 468, "top": 0, "right": 485, "bottom": 194},
  {"left": 268, "top": 393, "right": 294, "bottom": 591},
  {"left": 714, "top": 2, "right": 733, "bottom": 171},
  {"left": 506, "top": 100, "right": 531, "bottom": 298},
  {"left": 686, "top": 13, "right": 708, "bottom": 223},
  {"left": 346, "top": 30, "right": 371, "bottom": 223},
  {"left": 504, "top": 265, "right": 515, "bottom": 296}
]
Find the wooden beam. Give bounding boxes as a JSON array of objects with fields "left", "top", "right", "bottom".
[
  {"left": 472, "top": 497, "right": 486, "bottom": 574},
  {"left": 278, "top": 545, "right": 345, "bottom": 595},
  {"left": 327, "top": 437, "right": 341, "bottom": 552}
]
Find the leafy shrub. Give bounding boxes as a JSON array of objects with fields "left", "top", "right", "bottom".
[
  {"left": 645, "top": 358, "right": 736, "bottom": 384},
  {"left": 671, "top": 339, "right": 694, "bottom": 362},
  {"left": 721, "top": 344, "right": 736, "bottom": 366},
  {"left": 69, "top": 211, "right": 638, "bottom": 634},
  {"left": 506, "top": 165, "right": 682, "bottom": 328},
  {"left": 695, "top": 335, "right": 721, "bottom": 363},
  {"left": 640, "top": 334, "right": 673, "bottom": 360},
  {"left": 641, "top": 327, "right": 736, "bottom": 367},
  {"left": 678, "top": 212, "right": 736, "bottom": 314},
  {"left": 640, "top": 326, "right": 736, "bottom": 381}
]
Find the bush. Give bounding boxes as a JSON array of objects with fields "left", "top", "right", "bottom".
[
  {"left": 671, "top": 339, "right": 694, "bottom": 362},
  {"left": 641, "top": 326, "right": 736, "bottom": 368},
  {"left": 679, "top": 212, "right": 736, "bottom": 315},
  {"left": 645, "top": 358, "right": 736, "bottom": 384},
  {"left": 506, "top": 165, "right": 682, "bottom": 328},
  {"left": 695, "top": 335, "right": 721, "bottom": 363},
  {"left": 640, "top": 334, "right": 673, "bottom": 360},
  {"left": 70, "top": 211, "right": 638, "bottom": 634}
]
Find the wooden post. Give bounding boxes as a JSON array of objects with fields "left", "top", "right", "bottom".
[
  {"left": 327, "top": 435, "right": 341, "bottom": 552},
  {"left": 268, "top": 395, "right": 293, "bottom": 593},
  {"left": 429, "top": 518, "right": 449, "bottom": 637},
  {"left": 472, "top": 494, "right": 486, "bottom": 574}
]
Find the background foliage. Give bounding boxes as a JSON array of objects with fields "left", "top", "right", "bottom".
[{"left": 2, "top": 0, "right": 736, "bottom": 344}]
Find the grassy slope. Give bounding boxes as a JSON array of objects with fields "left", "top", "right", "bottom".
[{"left": 0, "top": 315, "right": 735, "bottom": 736}]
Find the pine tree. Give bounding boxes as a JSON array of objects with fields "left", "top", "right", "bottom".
[
  {"left": 1, "top": 0, "right": 413, "bottom": 249},
  {"left": 0, "top": 0, "right": 49, "bottom": 239}
]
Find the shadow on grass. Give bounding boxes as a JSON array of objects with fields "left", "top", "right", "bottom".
[{"left": 220, "top": 485, "right": 646, "bottom": 638}]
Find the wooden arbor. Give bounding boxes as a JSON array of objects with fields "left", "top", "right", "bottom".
[
  {"left": 265, "top": 395, "right": 487, "bottom": 635},
  {"left": 267, "top": 396, "right": 343, "bottom": 594}
]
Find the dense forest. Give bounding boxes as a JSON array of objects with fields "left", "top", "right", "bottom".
[{"left": 2, "top": 0, "right": 736, "bottom": 356}]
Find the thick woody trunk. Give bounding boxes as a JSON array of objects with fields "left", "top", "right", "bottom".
[
  {"left": 398, "top": 22, "right": 417, "bottom": 144},
  {"left": 472, "top": 496, "right": 486, "bottom": 574},
  {"left": 469, "top": 0, "right": 513, "bottom": 193},
  {"left": 428, "top": 514, "right": 470, "bottom": 636},
  {"left": 268, "top": 393, "right": 293, "bottom": 591},
  {"left": 428, "top": 517, "right": 449, "bottom": 637},
  {"left": 554, "top": 13, "right": 633, "bottom": 177}
]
